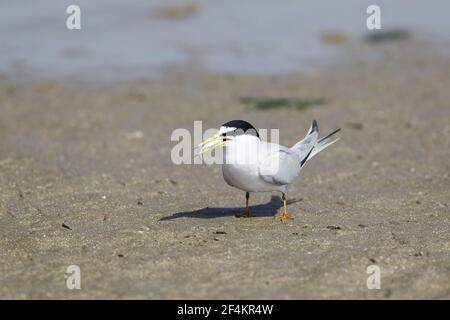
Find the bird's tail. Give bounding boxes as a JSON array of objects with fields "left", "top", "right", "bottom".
[
  {"left": 308, "top": 127, "right": 341, "bottom": 161},
  {"left": 291, "top": 120, "right": 340, "bottom": 166}
]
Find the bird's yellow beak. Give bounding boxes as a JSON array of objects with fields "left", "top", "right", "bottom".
[{"left": 198, "top": 133, "right": 230, "bottom": 155}]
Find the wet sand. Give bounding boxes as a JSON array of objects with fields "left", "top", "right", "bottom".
[{"left": 0, "top": 42, "right": 449, "bottom": 299}]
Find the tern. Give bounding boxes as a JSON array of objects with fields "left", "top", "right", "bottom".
[{"left": 198, "top": 120, "right": 340, "bottom": 221}]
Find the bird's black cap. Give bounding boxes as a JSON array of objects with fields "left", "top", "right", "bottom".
[{"left": 221, "top": 120, "right": 259, "bottom": 138}]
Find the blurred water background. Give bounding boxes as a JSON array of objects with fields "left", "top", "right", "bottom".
[{"left": 0, "top": 0, "right": 449, "bottom": 82}]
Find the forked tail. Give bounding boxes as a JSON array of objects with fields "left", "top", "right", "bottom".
[
  {"left": 291, "top": 120, "right": 340, "bottom": 166},
  {"left": 308, "top": 127, "right": 341, "bottom": 161}
]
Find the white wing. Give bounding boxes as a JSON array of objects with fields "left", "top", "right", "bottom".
[
  {"left": 258, "top": 145, "right": 301, "bottom": 186},
  {"left": 291, "top": 121, "right": 319, "bottom": 166}
]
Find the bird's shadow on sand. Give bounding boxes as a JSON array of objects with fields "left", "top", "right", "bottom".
[{"left": 160, "top": 195, "right": 302, "bottom": 221}]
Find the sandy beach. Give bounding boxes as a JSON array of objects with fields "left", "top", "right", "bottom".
[{"left": 0, "top": 39, "right": 449, "bottom": 299}]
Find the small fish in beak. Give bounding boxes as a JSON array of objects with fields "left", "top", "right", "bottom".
[
  {"left": 198, "top": 133, "right": 230, "bottom": 155},
  {"left": 194, "top": 126, "right": 237, "bottom": 158}
]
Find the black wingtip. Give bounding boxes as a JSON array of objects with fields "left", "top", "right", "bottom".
[
  {"left": 318, "top": 127, "right": 341, "bottom": 143},
  {"left": 300, "top": 146, "right": 314, "bottom": 167},
  {"left": 311, "top": 120, "right": 318, "bottom": 134}
]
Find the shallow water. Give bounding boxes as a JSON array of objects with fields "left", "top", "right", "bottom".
[{"left": 0, "top": 0, "right": 449, "bottom": 82}]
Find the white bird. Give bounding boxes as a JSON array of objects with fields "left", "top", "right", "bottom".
[{"left": 198, "top": 120, "right": 340, "bottom": 221}]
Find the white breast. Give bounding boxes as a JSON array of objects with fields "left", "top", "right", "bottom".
[{"left": 221, "top": 135, "right": 284, "bottom": 192}]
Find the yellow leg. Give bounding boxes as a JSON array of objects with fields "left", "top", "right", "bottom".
[{"left": 277, "top": 193, "right": 294, "bottom": 221}]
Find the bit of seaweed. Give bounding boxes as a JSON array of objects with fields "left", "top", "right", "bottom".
[
  {"left": 364, "top": 29, "right": 412, "bottom": 44},
  {"left": 240, "top": 97, "right": 328, "bottom": 111}
]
